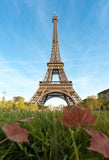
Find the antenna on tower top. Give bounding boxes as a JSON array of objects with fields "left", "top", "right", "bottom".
[{"left": 54, "top": 10, "right": 56, "bottom": 16}]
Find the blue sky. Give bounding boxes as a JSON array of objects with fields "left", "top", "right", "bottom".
[{"left": 0, "top": 0, "right": 109, "bottom": 105}]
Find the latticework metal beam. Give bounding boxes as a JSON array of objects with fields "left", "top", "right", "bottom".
[{"left": 30, "top": 14, "right": 82, "bottom": 107}]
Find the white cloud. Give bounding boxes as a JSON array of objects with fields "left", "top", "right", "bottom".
[
  {"left": 0, "top": 81, "right": 10, "bottom": 89},
  {"left": 96, "top": 0, "right": 109, "bottom": 29},
  {"left": 4, "top": 0, "right": 21, "bottom": 15},
  {"left": 12, "top": 0, "right": 21, "bottom": 15},
  {"left": 72, "top": 77, "right": 97, "bottom": 99},
  {"left": 0, "top": 68, "right": 15, "bottom": 72},
  {"left": 0, "top": 56, "right": 40, "bottom": 101},
  {"left": 73, "top": 77, "right": 90, "bottom": 88}
]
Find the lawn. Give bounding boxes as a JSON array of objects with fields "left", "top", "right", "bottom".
[{"left": 0, "top": 110, "right": 109, "bottom": 160}]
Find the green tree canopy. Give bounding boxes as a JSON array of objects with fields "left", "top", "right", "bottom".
[{"left": 79, "top": 96, "right": 103, "bottom": 110}]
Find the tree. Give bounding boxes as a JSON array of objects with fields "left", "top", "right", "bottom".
[
  {"left": 13, "top": 96, "right": 25, "bottom": 110},
  {"left": 79, "top": 96, "right": 103, "bottom": 110},
  {"left": 24, "top": 102, "right": 38, "bottom": 111},
  {"left": 2, "top": 96, "right": 6, "bottom": 111},
  {"left": 0, "top": 101, "right": 2, "bottom": 110},
  {"left": 6, "top": 100, "right": 13, "bottom": 111}
]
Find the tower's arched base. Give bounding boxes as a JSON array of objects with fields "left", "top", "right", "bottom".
[
  {"left": 30, "top": 15, "right": 82, "bottom": 107},
  {"left": 30, "top": 81, "right": 82, "bottom": 107}
]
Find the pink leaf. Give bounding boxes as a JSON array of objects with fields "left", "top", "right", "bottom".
[
  {"left": 84, "top": 128, "right": 109, "bottom": 158},
  {"left": 3, "top": 122, "right": 30, "bottom": 143},
  {"left": 19, "top": 116, "right": 34, "bottom": 122},
  {"left": 58, "top": 106, "right": 97, "bottom": 127}
]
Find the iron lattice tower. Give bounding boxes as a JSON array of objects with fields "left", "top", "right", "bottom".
[{"left": 30, "top": 14, "right": 82, "bottom": 106}]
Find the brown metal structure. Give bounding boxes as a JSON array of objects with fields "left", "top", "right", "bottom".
[{"left": 30, "top": 14, "right": 82, "bottom": 106}]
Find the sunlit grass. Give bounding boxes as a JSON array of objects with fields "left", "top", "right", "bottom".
[{"left": 0, "top": 110, "right": 109, "bottom": 160}]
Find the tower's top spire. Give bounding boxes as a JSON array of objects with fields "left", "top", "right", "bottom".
[
  {"left": 52, "top": 11, "right": 58, "bottom": 23},
  {"left": 54, "top": 10, "right": 56, "bottom": 16},
  {"left": 50, "top": 14, "right": 61, "bottom": 63}
]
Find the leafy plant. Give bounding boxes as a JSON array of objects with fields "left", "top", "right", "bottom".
[
  {"left": 58, "top": 106, "right": 97, "bottom": 127},
  {"left": 0, "top": 109, "right": 109, "bottom": 159},
  {"left": 0, "top": 122, "right": 30, "bottom": 144},
  {"left": 85, "top": 128, "right": 109, "bottom": 158}
]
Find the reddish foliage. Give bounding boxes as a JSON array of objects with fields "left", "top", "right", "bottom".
[
  {"left": 58, "top": 106, "right": 97, "bottom": 127},
  {"left": 3, "top": 122, "right": 30, "bottom": 143},
  {"left": 84, "top": 128, "right": 109, "bottom": 158},
  {"left": 19, "top": 116, "right": 34, "bottom": 122}
]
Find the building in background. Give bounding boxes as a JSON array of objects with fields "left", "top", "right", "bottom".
[
  {"left": 48, "top": 104, "right": 65, "bottom": 111},
  {"left": 98, "top": 89, "right": 109, "bottom": 106}
]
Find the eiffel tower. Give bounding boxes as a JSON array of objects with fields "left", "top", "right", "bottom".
[{"left": 30, "top": 14, "right": 82, "bottom": 107}]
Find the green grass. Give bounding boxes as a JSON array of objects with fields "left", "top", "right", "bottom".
[{"left": 0, "top": 110, "right": 109, "bottom": 160}]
